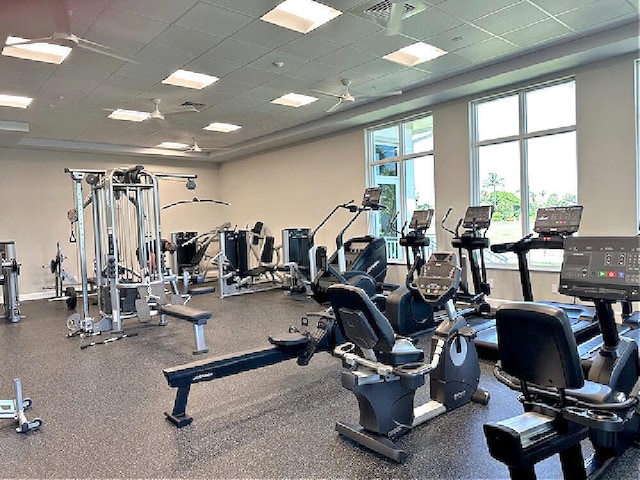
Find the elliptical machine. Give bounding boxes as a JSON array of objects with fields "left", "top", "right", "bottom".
[
  {"left": 310, "top": 187, "right": 388, "bottom": 304},
  {"left": 442, "top": 206, "right": 493, "bottom": 315},
  {"left": 328, "top": 251, "right": 490, "bottom": 462},
  {"left": 386, "top": 209, "right": 437, "bottom": 335}
]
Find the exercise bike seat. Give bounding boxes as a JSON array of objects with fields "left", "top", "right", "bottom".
[
  {"left": 327, "top": 284, "right": 424, "bottom": 366},
  {"left": 496, "top": 302, "right": 614, "bottom": 403}
]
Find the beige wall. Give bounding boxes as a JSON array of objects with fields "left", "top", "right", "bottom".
[
  {"left": 1, "top": 54, "right": 638, "bottom": 303},
  {"left": 0, "top": 148, "right": 221, "bottom": 297},
  {"left": 218, "top": 129, "right": 368, "bottom": 255}
]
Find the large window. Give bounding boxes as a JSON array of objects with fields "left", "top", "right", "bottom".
[
  {"left": 471, "top": 79, "right": 578, "bottom": 268},
  {"left": 636, "top": 59, "right": 640, "bottom": 234},
  {"left": 367, "top": 114, "right": 435, "bottom": 262}
]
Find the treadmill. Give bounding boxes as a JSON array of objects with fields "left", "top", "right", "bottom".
[
  {"left": 474, "top": 206, "right": 600, "bottom": 356},
  {"left": 559, "top": 236, "right": 640, "bottom": 377}
]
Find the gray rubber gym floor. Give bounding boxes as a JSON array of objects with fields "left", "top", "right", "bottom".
[{"left": 1, "top": 289, "right": 638, "bottom": 479}]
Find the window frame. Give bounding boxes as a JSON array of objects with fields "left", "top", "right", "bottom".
[
  {"left": 366, "top": 112, "right": 435, "bottom": 263},
  {"left": 635, "top": 59, "right": 640, "bottom": 234},
  {"left": 470, "top": 76, "right": 578, "bottom": 271}
]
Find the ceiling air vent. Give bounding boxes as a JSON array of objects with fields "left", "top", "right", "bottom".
[{"left": 351, "top": 0, "right": 428, "bottom": 26}]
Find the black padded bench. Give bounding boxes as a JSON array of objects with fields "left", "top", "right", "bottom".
[{"left": 158, "top": 304, "right": 211, "bottom": 355}]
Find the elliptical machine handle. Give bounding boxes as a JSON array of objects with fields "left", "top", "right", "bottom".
[{"left": 405, "top": 256, "right": 425, "bottom": 291}]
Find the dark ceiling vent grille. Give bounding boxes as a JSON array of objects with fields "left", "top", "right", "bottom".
[
  {"left": 364, "top": 1, "right": 415, "bottom": 21},
  {"left": 350, "top": 0, "right": 428, "bottom": 25},
  {"left": 181, "top": 101, "right": 204, "bottom": 108}
]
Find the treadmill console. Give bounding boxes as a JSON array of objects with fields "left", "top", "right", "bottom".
[
  {"left": 415, "top": 252, "right": 462, "bottom": 305},
  {"left": 559, "top": 236, "right": 640, "bottom": 301},
  {"left": 534, "top": 206, "right": 583, "bottom": 235},
  {"left": 462, "top": 205, "right": 493, "bottom": 230},
  {"left": 362, "top": 187, "right": 382, "bottom": 208},
  {"left": 409, "top": 209, "right": 434, "bottom": 232}
]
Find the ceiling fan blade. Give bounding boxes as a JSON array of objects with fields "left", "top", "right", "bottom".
[
  {"left": 327, "top": 99, "right": 344, "bottom": 113},
  {"left": 310, "top": 89, "right": 344, "bottom": 99},
  {"left": 76, "top": 42, "right": 138, "bottom": 63},
  {"left": 386, "top": 2, "right": 404, "bottom": 36},
  {"left": 162, "top": 107, "right": 199, "bottom": 116},
  {"left": 5, "top": 36, "right": 56, "bottom": 46},
  {"left": 76, "top": 37, "right": 114, "bottom": 50}
]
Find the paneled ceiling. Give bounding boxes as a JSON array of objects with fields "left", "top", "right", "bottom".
[{"left": 0, "top": 0, "right": 638, "bottom": 162}]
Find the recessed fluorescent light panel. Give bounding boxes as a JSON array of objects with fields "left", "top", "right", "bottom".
[
  {"left": 162, "top": 69, "right": 218, "bottom": 90},
  {"left": 271, "top": 93, "right": 318, "bottom": 107},
  {"left": 108, "top": 109, "right": 151, "bottom": 122},
  {"left": 383, "top": 42, "right": 447, "bottom": 66},
  {"left": 261, "top": 0, "right": 342, "bottom": 34},
  {"left": 156, "top": 142, "right": 189, "bottom": 149},
  {"left": 203, "top": 122, "right": 241, "bottom": 133},
  {"left": 2, "top": 36, "right": 72, "bottom": 64},
  {"left": 0, "top": 94, "right": 33, "bottom": 109}
]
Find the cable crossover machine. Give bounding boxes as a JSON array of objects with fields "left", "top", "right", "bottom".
[{"left": 64, "top": 165, "right": 227, "bottom": 354}]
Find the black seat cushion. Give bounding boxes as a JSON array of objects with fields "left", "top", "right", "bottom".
[
  {"left": 328, "top": 284, "right": 396, "bottom": 353},
  {"left": 496, "top": 302, "right": 584, "bottom": 390},
  {"left": 159, "top": 304, "right": 211, "bottom": 325}
]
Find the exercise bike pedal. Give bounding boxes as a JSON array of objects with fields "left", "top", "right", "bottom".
[{"left": 472, "top": 388, "right": 490, "bottom": 405}]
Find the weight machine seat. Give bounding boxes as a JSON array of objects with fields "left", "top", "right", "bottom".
[
  {"left": 327, "top": 284, "right": 424, "bottom": 366},
  {"left": 158, "top": 304, "right": 211, "bottom": 326},
  {"left": 496, "top": 302, "right": 612, "bottom": 404}
]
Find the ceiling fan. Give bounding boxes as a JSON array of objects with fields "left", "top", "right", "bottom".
[
  {"left": 5, "top": 32, "right": 137, "bottom": 63},
  {"left": 3, "top": 0, "right": 137, "bottom": 63},
  {"left": 106, "top": 99, "right": 199, "bottom": 122},
  {"left": 185, "top": 137, "right": 230, "bottom": 153},
  {"left": 312, "top": 79, "right": 402, "bottom": 113}
]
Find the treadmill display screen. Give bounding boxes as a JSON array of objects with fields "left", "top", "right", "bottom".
[
  {"left": 559, "top": 236, "right": 640, "bottom": 301},
  {"left": 462, "top": 205, "right": 493, "bottom": 229},
  {"left": 534, "top": 206, "right": 583, "bottom": 235},
  {"left": 362, "top": 187, "right": 382, "bottom": 206},
  {"left": 409, "top": 209, "right": 434, "bottom": 231}
]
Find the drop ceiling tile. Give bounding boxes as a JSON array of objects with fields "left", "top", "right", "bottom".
[
  {"left": 528, "top": 0, "right": 600, "bottom": 16},
  {"left": 72, "top": 97, "right": 125, "bottom": 115},
  {"left": 436, "top": 0, "right": 521, "bottom": 21},
  {"left": 133, "top": 44, "right": 197, "bottom": 68},
  {"left": 247, "top": 50, "right": 310, "bottom": 74},
  {"left": 206, "top": 78, "right": 257, "bottom": 96},
  {"left": 288, "top": 61, "right": 342, "bottom": 81},
  {"left": 316, "top": 47, "right": 376, "bottom": 70},
  {"left": 187, "top": 89, "right": 234, "bottom": 106},
  {"left": 101, "top": 74, "right": 158, "bottom": 91},
  {"left": 0, "top": 67, "right": 50, "bottom": 92},
  {"left": 351, "top": 32, "right": 417, "bottom": 57},
  {"left": 185, "top": 56, "right": 242, "bottom": 78},
  {"left": 343, "top": 58, "right": 406, "bottom": 81},
  {"left": 423, "top": 24, "right": 494, "bottom": 52},
  {"left": 150, "top": 26, "right": 224, "bottom": 55},
  {"left": 175, "top": 2, "right": 253, "bottom": 37},
  {"left": 89, "top": 85, "right": 142, "bottom": 102},
  {"left": 110, "top": 0, "right": 197, "bottom": 23},
  {"left": 42, "top": 77, "right": 100, "bottom": 97},
  {"left": 199, "top": 0, "right": 279, "bottom": 17},
  {"left": 309, "top": 13, "right": 383, "bottom": 46},
  {"left": 51, "top": 64, "right": 118, "bottom": 85},
  {"left": 231, "top": 19, "right": 301, "bottom": 49},
  {"left": 67, "top": 0, "right": 109, "bottom": 35},
  {"left": 503, "top": 18, "right": 573, "bottom": 47},
  {"left": 243, "top": 85, "right": 287, "bottom": 102},
  {"left": 224, "top": 66, "right": 280, "bottom": 85},
  {"left": 399, "top": 7, "right": 465, "bottom": 40},
  {"left": 116, "top": 62, "right": 173, "bottom": 81},
  {"left": 80, "top": 30, "right": 148, "bottom": 56},
  {"left": 277, "top": 35, "right": 341, "bottom": 60},
  {"left": 262, "top": 75, "right": 315, "bottom": 92},
  {"left": 211, "top": 96, "right": 262, "bottom": 113},
  {"left": 63, "top": 48, "right": 128, "bottom": 73},
  {"left": 289, "top": 62, "right": 341, "bottom": 82},
  {"left": 323, "top": 0, "right": 370, "bottom": 11},
  {"left": 455, "top": 37, "right": 519, "bottom": 62},
  {"left": 203, "top": 38, "right": 271, "bottom": 64},
  {"left": 474, "top": 2, "right": 550, "bottom": 36},
  {"left": 557, "top": 0, "right": 638, "bottom": 30},
  {"left": 413, "top": 52, "right": 472, "bottom": 74},
  {"left": 91, "top": 7, "right": 169, "bottom": 43}
]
